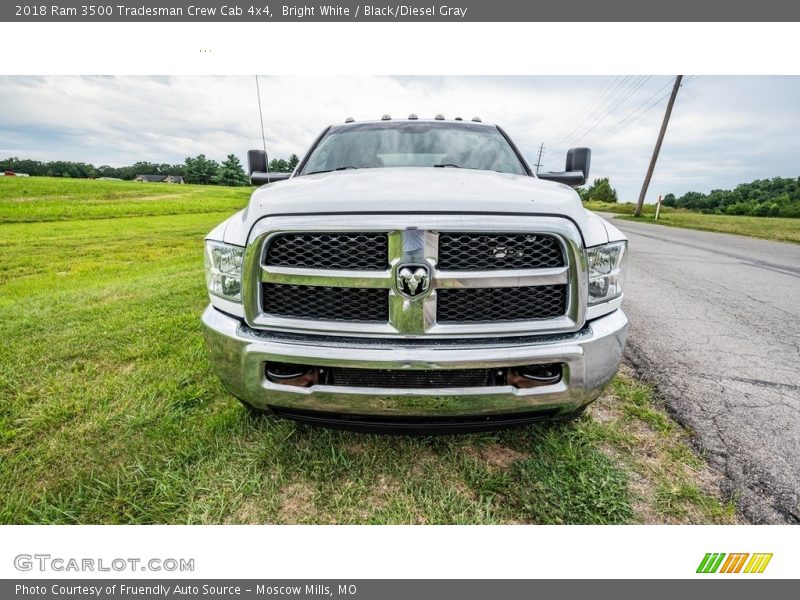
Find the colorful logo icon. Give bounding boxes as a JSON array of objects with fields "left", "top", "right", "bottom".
[{"left": 696, "top": 553, "right": 773, "bottom": 574}]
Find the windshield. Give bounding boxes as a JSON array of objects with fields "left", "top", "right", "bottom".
[{"left": 299, "top": 122, "right": 528, "bottom": 176}]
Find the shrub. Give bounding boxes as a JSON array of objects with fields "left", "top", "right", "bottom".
[{"left": 583, "top": 178, "right": 619, "bottom": 203}]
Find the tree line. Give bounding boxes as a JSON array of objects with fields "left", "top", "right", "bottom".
[
  {"left": 0, "top": 153, "right": 300, "bottom": 187},
  {"left": 579, "top": 175, "right": 800, "bottom": 218},
  {"left": 661, "top": 176, "right": 800, "bottom": 218}
]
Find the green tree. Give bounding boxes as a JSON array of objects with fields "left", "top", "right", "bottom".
[
  {"left": 664, "top": 176, "right": 800, "bottom": 217},
  {"left": 751, "top": 203, "right": 771, "bottom": 217},
  {"left": 184, "top": 154, "right": 220, "bottom": 185},
  {"left": 725, "top": 202, "right": 750, "bottom": 215},
  {"left": 215, "top": 154, "right": 250, "bottom": 187},
  {"left": 268, "top": 157, "right": 290, "bottom": 173},
  {"left": 1, "top": 153, "right": 302, "bottom": 182},
  {"left": 583, "top": 177, "right": 619, "bottom": 203}
]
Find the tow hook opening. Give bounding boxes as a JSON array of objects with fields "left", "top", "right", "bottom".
[
  {"left": 265, "top": 362, "right": 318, "bottom": 387},
  {"left": 508, "top": 363, "right": 563, "bottom": 388}
]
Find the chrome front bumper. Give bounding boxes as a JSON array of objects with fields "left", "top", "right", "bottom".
[{"left": 201, "top": 305, "right": 629, "bottom": 420}]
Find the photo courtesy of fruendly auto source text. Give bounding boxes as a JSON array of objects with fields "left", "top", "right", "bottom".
[{"left": 0, "top": 1, "right": 798, "bottom": 595}]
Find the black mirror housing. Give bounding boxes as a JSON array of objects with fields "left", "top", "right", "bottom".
[
  {"left": 247, "top": 149, "right": 268, "bottom": 175},
  {"left": 250, "top": 171, "right": 291, "bottom": 185},
  {"left": 247, "top": 149, "right": 292, "bottom": 185},
  {"left": 565, "top": 147, "right": 591, "bottom": 181},
  {"left": 537, "top": 147, "right": 591, "bottom": 187}
]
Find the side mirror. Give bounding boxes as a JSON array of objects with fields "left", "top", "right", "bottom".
[
  {"left": 247, "top": 149, "right": 292, "bottom": 185},
  {"left": 537, "top": 147, "right": 591, "bottom": 187}
]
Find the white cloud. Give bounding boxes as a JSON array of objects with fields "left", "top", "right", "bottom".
[{"left": 0, "top": 75, "right": 797, "bottom": 202}]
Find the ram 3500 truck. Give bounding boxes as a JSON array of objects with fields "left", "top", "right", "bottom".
[{"left": 202, "top": 116, "right": 629, "bottom": 432}]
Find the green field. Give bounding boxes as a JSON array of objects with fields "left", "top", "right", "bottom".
[
  {"left": 0, "top": 177, "right": 249, "bottom": 223},
  {"left": 0, "top": 177, "right": 735, "bottom": 524},
  {"left": 582, "top": 201, "right": 673, "bottom": 216},
  {"left": 583, "top": 201, "right": 800, "bottom": 244}
]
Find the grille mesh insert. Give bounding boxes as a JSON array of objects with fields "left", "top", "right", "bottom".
[
  {"left": 265, "top": 232, "right": 388, "bottom": 270},
  {"left": 262, "top": 283, "right": 389, "bottom": 322},
  {"left": 438, "top": 233, "right": 564, "bottom": 270},
  {"left": 437, "top": 285, "right": 567, "bottom": 323},
  {"left": 326, "top": 368, "right": 494, "bottom": 389}
]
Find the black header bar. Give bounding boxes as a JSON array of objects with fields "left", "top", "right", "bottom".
[{"left": 4, "top": 0, "right": 800, "bottom": 22}]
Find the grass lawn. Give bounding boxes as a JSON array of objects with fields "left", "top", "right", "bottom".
[
  {"left": 0, "top": 177, "right": 736, "bottom": 524},
  {"left": 584, "top": 201, "right": 800, "bottom": 244},
  {"left": 0, "top": 177, "right": 248, "bottom": 223}
]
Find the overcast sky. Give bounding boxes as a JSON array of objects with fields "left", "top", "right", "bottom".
[{"left": 1, "top": 75, "right": 798, "bottom": 202}]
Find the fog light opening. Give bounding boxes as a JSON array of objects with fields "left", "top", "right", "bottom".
[
  {"left": 508, "top": 364, "right": 563, "bottom": 388},
  {"left": 265, "top": 362, "right": 318, "bottom": 387}
]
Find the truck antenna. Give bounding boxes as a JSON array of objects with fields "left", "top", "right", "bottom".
[{"left": 255, "top": 75, "right": 270, "bottom": 179}]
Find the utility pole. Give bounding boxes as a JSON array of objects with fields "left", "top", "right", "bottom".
[
  {"left": 534, "top": 142, "right": 545, "bottom": 173},
  {"left": 634, "top": 75, "right": 683, "bottom": 217}
]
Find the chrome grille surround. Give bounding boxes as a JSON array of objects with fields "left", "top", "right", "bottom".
[{"left": 243, "top": 215, "right": 588, "bottom": 339}]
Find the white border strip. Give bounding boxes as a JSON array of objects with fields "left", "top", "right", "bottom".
[
  {"left": 0, "top": 525, "right": 796, "bottom": 579},
  {"left": 0, "top": 23, "right": 798, "bottom": 75}
]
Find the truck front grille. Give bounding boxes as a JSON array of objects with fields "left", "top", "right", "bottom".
[
  {"left": 325, "top": 367, "right": 495, "bottom": 388},
  {"left": 436, "top": 285, "right": 568, "bottom": 323},
  {"left": 249, "top": 217, "right": 583, "bottom": 337},
  {"left": 265, "top": 232, "right": 388, "bottom": 270},
  {"left": 262, "top": 283, "right": 389, "bottom": 322},
  {"left": 438, "top": 232, "right": 564, "bottom": 270}
]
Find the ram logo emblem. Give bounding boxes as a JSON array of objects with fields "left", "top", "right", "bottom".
[{"left": 396, "top": 264, "right": 431, "bottom": 299}]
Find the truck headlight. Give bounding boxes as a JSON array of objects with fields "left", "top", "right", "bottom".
[
  {"left": 204, "top": 240, "right": 244, "bottom": 302},
  {"left": 587, "top": 241, "right": 627, "bottom": 305}
]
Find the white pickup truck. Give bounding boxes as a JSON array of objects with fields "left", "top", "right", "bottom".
[{"left": 202, "top": 116, "right": 629, "bottom": 432}]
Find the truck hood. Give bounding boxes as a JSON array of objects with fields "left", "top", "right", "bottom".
[{"left": 220, "top": 168, "right": 611, "bottom": 246}]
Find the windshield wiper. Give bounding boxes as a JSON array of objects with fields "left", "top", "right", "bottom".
[
  {"left": 306, "top": 166, "right": 360, "bottom": 175},
  {"left": 433, "top": 163, "right": 461, "bottom": 168}
]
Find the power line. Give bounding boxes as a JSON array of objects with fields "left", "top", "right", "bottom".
[
  {"left": 603, "top": 80, "right": 675, "bottom": 137},
  {"left": 580, "top": 75, "right": 645, "bottom": 121},
  {"left": 556, "top": 75, "right": 651, "bottom": 149},
  {"left": 529, "top": 75, "right": 619, "bottom": 143},
  {"left": 585, "top": 75, "right": 620, "bottom": 109},
  {"left": 547, "top": 75, "right": 698, "bottom": 165},
  {"left": 551, "top": 76, "right": 619, "bottom": 146},
  {"left": 554, "top": 75, "right": 630, "bottom": 147},
  {"left": 566, "top": 75, "right": 653, "bottom": 146},
  {"left": 609, "top": 91, "right": 672, "bottom": 135},
  {"left": 604, "top": 75, "right": 698, "bottom": 139},
  {"left": 572, "top": 75, "right": 622, "bottom": 126}
]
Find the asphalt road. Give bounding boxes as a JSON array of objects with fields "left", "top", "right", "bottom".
[{"left": 600, "top": 214, "right": 800, "bottom": 523}]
